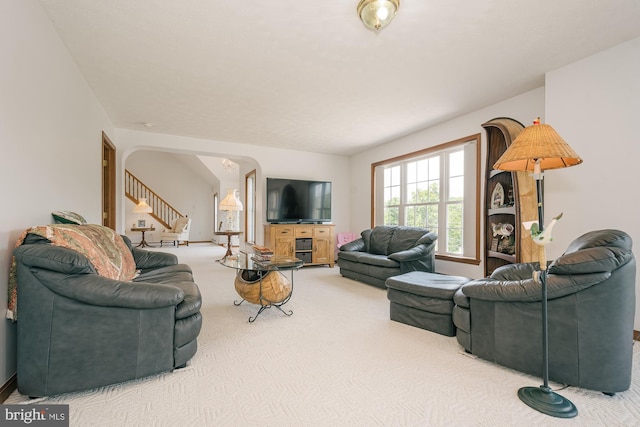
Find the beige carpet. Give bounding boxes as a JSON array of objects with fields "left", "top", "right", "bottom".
[{"left": 6, "top": 243, "right": 640, "bottom": 426}]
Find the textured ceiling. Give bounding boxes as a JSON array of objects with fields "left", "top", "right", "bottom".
[{"left": 38, "top": 0, "right": 640, "bottom": 156}]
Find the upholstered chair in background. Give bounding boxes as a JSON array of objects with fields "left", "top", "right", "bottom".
[{"left": 160, "top": 217, "right": 192, "bottom": 247}]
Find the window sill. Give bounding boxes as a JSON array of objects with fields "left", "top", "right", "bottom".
[{"left": 435, "top": 254, "right": 480, "bottom": 266}]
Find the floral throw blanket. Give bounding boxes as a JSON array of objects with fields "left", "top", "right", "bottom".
[{"left": 7, "top": 224, "right": 136, "bottom": 321}]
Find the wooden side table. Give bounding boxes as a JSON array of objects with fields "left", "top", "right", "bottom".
[
  {"left": 214, "top": 231, "right": 242, "bottom": 258},
  {"left": 131, "top": 227, "right": 155, "bottom": 248}
]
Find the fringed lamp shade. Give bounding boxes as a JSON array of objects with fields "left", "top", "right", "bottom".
[
  {"left": 133, "top": 198, "right": 153, "bottom": 213},
  {"left": 493, "top": 118, "right": 583, "bottom": 172},
  {"left": 220, "top": 189, "right": 243, "bottom": 211}
]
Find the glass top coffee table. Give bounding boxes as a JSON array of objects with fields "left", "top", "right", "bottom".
[{"left": 218, "top": 251, "right": 304, "bottom": 323}]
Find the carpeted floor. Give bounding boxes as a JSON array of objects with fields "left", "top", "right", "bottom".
[{"left": 6, "top": 243, "right": 640, "bottom": 426}]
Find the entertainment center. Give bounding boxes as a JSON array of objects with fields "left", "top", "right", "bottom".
[
  {"left": 264, "top": 177, "right": 335, "bottom": 267},
  {"left": 264, "top": 223, "right": 335, "bottom": 267}
]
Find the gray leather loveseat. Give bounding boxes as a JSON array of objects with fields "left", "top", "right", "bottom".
[
  {"left": 453, "top": 229, "right": 635, "bottom": 394},
  {"left": 12, "top": 225, "right": 202, "bottom": 397},
  {"left": 337, "top": 226, "right": 437, "bottom": 288}
]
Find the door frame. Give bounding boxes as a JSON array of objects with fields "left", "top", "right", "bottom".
[{"left": 102, "top": 132, "right": 116, "bottom": 230}]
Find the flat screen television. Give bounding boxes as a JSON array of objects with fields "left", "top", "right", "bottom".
[{"left": 266, "top": 177, "right": 332, "bottom": 223}]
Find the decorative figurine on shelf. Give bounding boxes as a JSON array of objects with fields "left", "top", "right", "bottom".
[
  {"left": 498, "top": 236, "right": 516, "bottom": 255},
  {"left": 491, "top": 222, "right": 514, "bottom": 239},
  {"left": 507, "top": 187, "right": 514, "bottom": 206},
  {"left": 492, "top": 222, "right": 515, "bottom": 255}
]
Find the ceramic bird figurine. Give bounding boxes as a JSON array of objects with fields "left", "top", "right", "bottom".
[{"left": 529, "top": 213, "right": 563, "bottom": 246}]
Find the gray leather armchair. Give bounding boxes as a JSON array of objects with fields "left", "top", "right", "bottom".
[
  {"left": 453, "top": 229, "right": 636, "bottom": 394},
  {"left": 13, "top": 233, "right": 202, "bottom": 397}
]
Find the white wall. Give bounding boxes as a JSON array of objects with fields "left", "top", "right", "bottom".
[
  {"left": 545, "top": 37, "right": 640, "bottom": 327},
  {"left": 124, "top": 151, "right": 216, "bottom": 244},
  {"left": 0, "top": 0, "right": 114, "bottom": 385},
  {"left": 115, "top": 129, "right": 352, "bottom": 246},
  {"left": 195, "top": 156, "right": 245, "bottom": 246},
  {"left": 349, "top": 87, "right": 546, "bottom": 279}
]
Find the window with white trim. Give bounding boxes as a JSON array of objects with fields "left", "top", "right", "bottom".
[{"left": 372, "top": 135, "right": 480, "bottom": 262}]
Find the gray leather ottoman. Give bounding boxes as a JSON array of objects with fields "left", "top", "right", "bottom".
[{"left": 386, "top": 272, "right": 473, "bottom": 336}]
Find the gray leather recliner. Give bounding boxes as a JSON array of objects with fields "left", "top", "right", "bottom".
[
  {"left": 453, "top": 229, "right": 636, "bottom": 394},
  {"left": 13, "top": 234, "right": 202, "bottom": 397}
]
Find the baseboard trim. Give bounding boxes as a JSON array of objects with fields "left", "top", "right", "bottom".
[{"left": 0, "top": 373, "right": 17, "bottom": 403}]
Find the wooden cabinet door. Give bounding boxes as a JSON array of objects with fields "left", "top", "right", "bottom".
[
  {"left": 275, "top": 237, "right": 294, "bottom": 257},
  {"left": 313, "top": 237, "right": 332, "bottom": 265},
  {"left": 270, "top": 226, "right": 294, "bottom": 257}
]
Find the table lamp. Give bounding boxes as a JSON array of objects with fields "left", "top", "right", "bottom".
[
  {"left": 493, "top": 117, "right": 582, "bottom": 418},
  {"left": 220, "top": 189, "right": 243, "bottom": 231},
  {"left": 133, "top": 198, "right": 153, "bottom": 228},
  {"left": 133, "top": 198, "right": 152, "bottom": 214}
]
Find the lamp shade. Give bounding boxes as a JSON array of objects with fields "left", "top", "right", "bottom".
[
  {"left": 220, "top": 189, "right": 243, "bottom": 211},
  {"left": 133, "top": 198, "right": 153, "bottom": 214},
  {"left": 357, "top": 0, "right": 399, "bottom": 31},
  {"left": 493, "top": 118, "right": 583, "bottom": 172}
]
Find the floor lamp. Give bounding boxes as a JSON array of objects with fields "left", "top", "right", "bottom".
[{"left": 493, "top": 118, "right": 583, "bottom": 418}]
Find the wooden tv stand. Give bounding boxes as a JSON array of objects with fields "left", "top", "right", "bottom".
[{"left": 264, "top": 223, "right": 335, "bottom": 267}]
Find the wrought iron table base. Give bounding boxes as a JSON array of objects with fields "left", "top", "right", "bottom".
[
  {"left": 234, "top": 270, "right": 295, "bottom": 323},
  {"left": 234, "top": 297, "right": 293, "bottom": 323}
]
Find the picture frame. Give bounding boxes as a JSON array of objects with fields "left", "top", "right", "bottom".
[{"left": 137, "top": 219, "right": 146, "bottom": 228}]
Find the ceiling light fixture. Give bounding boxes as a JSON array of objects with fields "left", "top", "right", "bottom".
[
  {"left": 221, "top": 158, "right": 238, "bottom": 173},
  {"left": 357, "top": 0, "right": 400, "bottom": 32}
]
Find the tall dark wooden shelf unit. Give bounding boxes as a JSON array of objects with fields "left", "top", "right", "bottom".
[{"left": 482, "top": 117, "right": 538, "bottom": 276}]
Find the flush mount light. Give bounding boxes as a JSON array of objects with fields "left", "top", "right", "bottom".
[{"left": 357, "top": 0, "right": 400, "bottom": 32}]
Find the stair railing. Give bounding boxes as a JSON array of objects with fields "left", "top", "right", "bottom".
[{"left": 125, "top": 169, "right": 184, "bottom": 230}]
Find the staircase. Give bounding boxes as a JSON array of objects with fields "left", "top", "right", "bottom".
[{"left": 125, "top": 169, "right": 184, "bottom": 230}]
